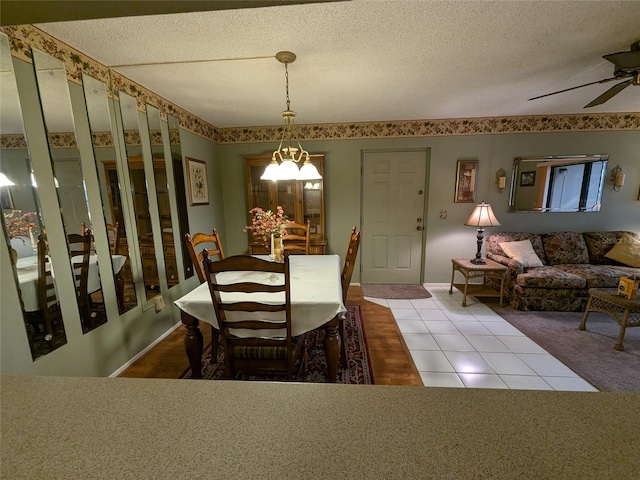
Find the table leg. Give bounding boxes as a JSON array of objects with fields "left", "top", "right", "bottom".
[
  {"left": 462, "top": 277, "right": 469, "bottom": 307},
  {"left": 181, "top": 310, "right": 203, "bottom": 379},
  {"left": 615, "top": 310, "right": 630, "bottom": 351},
  {"left": 449, "top": 265, "right": 455, "bottom": 295},
  {"left": 579, "top": 296, "right": 593, "bottom": 331},
  {"left": 115, "top": 272, "right": 125, "bottom": 313},
  {"left": 323, "top": 316, "right": 340, "bottom": 383}
]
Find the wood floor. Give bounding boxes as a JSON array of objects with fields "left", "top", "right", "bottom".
[{"left": 118, "top": 286, "right": 422, "bottom": 386}]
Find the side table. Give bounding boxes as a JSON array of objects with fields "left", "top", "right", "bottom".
[
  {"left": 579, "top": 288, "right": 640, "bottom": 351},
  {"left": 449, "top": 258, "right": 507, "bottom": 307}
]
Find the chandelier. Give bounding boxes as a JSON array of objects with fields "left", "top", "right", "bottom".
[{"left": 261, "top": 51, "right": 322, "bottom": 182}]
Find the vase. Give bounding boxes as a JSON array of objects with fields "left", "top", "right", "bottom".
[{"left": 270, "top": 234, "right": 283, "bottom": 262}]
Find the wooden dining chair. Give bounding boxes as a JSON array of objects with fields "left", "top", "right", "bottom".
[
  {"left": 67, "top": 230, "right": 96, "bottom": 332},
  {"left": 35, "top": 234, "right": 60, "bottom": 342},
  {"left": 282, "top": 220, "right": 310, "bottom": 255},
  {"left": 339, "top": 226, "right": 361, "bottom": 366},
  {"left": 106, "top": 222, "right": 119, "bottom": 255},
  {"left": 202, "top": 253, "right": 305, "bottom": 380},
  {"left": 185, "top": 228, "right": 225, "bottom": 284}
]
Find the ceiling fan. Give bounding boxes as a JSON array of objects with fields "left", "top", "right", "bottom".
[{"left": 529, "top": 40, "right": 640, "bottom": 108}]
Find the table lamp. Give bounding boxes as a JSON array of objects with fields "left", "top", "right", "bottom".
[{"left": 464, "top": 202, "right": 500, "bottom": 264}]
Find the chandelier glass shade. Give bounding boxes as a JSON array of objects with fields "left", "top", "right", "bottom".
[{"left": 261, "top": 51, "right": 322, "bottom": 182}]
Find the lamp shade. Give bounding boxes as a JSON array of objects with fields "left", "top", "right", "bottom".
[
  {"left": 260, "top": 160, "right": 281, "bottom": 181},
  {"left": 464, "top": 202, "right": 500, "bottom": 227},
  {"left": 297, "top": 160, "right": 322, "bottom": 180},
  {"left": 277, "top": 159, "right": 300, "bottom": 180}
]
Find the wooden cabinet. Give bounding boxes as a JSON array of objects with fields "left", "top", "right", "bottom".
[{"left": 245, "top": 153, "right": 326, "bottom": 255}]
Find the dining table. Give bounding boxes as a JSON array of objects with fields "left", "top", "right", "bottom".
[
  {"left": 15, "top": 253, "right": 127, "bottom": 312},
  {"left": 174, "top": 254, "right": 346, "bottom": 381}
]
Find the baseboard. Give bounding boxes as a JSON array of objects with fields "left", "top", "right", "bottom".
[{"left": 109, "top": 322, "right": 183, "bottom": 378}]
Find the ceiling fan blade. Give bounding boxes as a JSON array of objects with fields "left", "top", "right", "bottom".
[
  {"left": 603, "top": 50, "right": 640, "bottom": 69},
  {"left": 528, "top": 76, "right": 619, "bottom": 101},
  {"left": 584, "top": 78, "right": 633, "bottom": 108}
]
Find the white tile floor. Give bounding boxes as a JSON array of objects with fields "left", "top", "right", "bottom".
[{"left": 364, "top": 283, "right": 597, "bottom": 391}]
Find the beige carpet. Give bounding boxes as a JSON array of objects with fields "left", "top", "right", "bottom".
[{"left": 361, "top": 284, "right": 431, "bottom": 299}]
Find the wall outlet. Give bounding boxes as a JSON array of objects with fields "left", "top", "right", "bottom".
[{"left": 154, "top": 295, "right": 165, "bottom": 312}]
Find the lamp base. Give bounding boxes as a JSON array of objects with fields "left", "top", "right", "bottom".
[{"left": 470, "top": 258, "right": 486, "bottom": 265}]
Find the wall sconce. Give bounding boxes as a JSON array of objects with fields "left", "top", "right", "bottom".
[
  {"left": 611, "top": 165, "right": 625, "bottom": 191},
  {"left": 495, "top": 168, "right": 506, "bottom": 193}
]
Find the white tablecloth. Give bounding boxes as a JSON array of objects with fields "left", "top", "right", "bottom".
[
  {"left": 16, "top": 254, "right": 126, "bottom": 312},
  {"left": 174, "top": 254, "right": 346, "bottom": 337}
]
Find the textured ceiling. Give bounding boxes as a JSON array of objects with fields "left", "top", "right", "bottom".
[{"left": 26, "top": 0, "right": 640, "bottom": 129}]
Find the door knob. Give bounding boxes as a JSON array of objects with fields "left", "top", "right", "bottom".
[{"left": 416, "top": 226, "right": 423, "bottom": 231}]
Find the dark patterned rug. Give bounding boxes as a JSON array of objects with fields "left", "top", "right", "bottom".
[
  {"left": 181, "top": 305, "right": 373, "bottom": 384},
  {"left": 361, "top": 284, "right": 431, "bottom": 299},
  {"left": 491, "top": 305, "right": 640, "bottom": 392}
]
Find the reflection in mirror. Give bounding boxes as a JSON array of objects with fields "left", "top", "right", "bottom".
[
  {"left": 82, "top": 74, "right": 138, "bottom": 313},
  {"left": 117, "top": 91, "right": 159, "bottom": 300},
  {"left": 167, "top": 115, "right": 193, "bottom": 280},
  {"left": 509, "top": 155, "right": 608, "bottom": 213},
  {"left": 32, "top": 48, "right": 109, "bottom": 333},
  {"left": 1, "top": 34, "right": 67, "bottom": 358},
  {"left": 146, "top": 105, "right": 179, "bottom": 288}
]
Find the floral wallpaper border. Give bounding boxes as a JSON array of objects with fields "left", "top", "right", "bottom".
[
  {"left": 1, "top": 24, "right": 638, "bottom": 147},
  {"left": 0, "top": 131, "right": 170, "bottom": 150}
]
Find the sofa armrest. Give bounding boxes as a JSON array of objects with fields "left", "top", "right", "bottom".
[
  {"left": 486, "top": 253, "right": 524, "bottom": 302},
  {"left": 487, "top": 253, "right": 525, "bottom": 274}
]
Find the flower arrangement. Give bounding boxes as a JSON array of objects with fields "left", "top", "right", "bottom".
[
  {"left": 3, "top": 210, "right": 37, "bottom": 240},
  {"left": 244, "top": 206, "right": 288, "bottom": 243}
]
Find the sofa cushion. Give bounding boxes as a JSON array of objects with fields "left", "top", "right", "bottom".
[
  {"left": 583, "top": 231, "right": 628, "bottom": 264},
  {"left": 499, "top": 239, "right": 544, "bottom": 267},
  {"left": 604, "top": 232, "right": 640, "bottom": 267},
  {"left": 607, "top": 265, "right": 640, "bottom": 279},
  {"left": 541, "top": 232, "right": 589, "bottom": 265},
  {"left": 486, "top": 232, "right": 547, "bottom": 264},
  {"left": 553, "top": 264, "right": 628, "bottom": 288},
  {"left": 516, "top": 266, "right": 586, "bottom": 289}
]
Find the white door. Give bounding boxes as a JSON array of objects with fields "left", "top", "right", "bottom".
[{"left": 361, "top": 150, "right": 427, "bottom": 284}]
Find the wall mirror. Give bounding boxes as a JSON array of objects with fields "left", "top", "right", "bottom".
[
  {"left": 82, "top": 73, "right": 138, "bottom": 313},
  {"left": 32, "top": 48, "right": 110, "bottom": 333},
  {"left": 146, "top": 104, "right": 179, "bottom": 289},
  {"left": 1, "top": 34, "right": 68, "bottom": 359},
  {"left": 509, "top": 155, "right": 608, "bottom": 213},
  {"left": 167, "top": 114, "right": 193, "bottom": 280},
  {"left": 116, "top": 91, "right": 160, "bottom": 301}
]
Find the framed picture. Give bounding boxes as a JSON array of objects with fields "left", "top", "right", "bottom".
[
  {"left": 520, "top": 171, "right": 536, "bottom": 187},
  {"left": 454, "top": 159, "right": 478, "bottom": 203},
  {"left": 186, "top": 157, "right": 209, "bottom": 205}
]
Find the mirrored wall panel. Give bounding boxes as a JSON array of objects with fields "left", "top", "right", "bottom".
[
  {"left": 167, "top": 115, "right": 192, "bottom": 280},
  {"left": 509, "top": 155, "right": 608, "bottom": 213},
  {"left": 117, "top": 91, "right": 159, "bottom": 300},
  {"left": 82, "top": 73, "right": 138, "bottom": 313},
  {"left": 1, "top": 34, "right": 67, "bottom": 359},
  {"left": 32, "top": 48, "right": 109, "bottom": 333},
  {"left": 146, "top": 105, "right": 179, "bottom": 289}
]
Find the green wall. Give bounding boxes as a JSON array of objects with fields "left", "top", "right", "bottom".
[{"left": 219, "top": 131, "right": 640, "bottom": 283}]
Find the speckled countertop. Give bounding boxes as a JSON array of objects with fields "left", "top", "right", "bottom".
[{"left": 2, "top": 375, "right": 638, "bottom": 479}]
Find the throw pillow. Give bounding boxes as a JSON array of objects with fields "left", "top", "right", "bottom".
[
  {"left": 498, "top": 239, "right": 544, "bottom": 267},
  {"left": 604, "top": 233, "right": 640, "bottom": 268}
]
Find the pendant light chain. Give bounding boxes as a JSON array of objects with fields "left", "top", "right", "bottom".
[{"left": 284, "top": 62, "right": 291, "bottom": 111}]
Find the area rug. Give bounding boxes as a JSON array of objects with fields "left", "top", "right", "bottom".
[
  {"left": 361, "top": 284, "right": 431, "bottom": 299},
  {"left": 181, "top": 306, "right": 373, "bottom": 384},
  {"left": 490, "top": 305, "right": 640, "bottom": 392}
]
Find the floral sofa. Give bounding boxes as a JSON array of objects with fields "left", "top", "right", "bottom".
[{"left": 485, "top": 231, "right": 640, "bottom": 311}]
